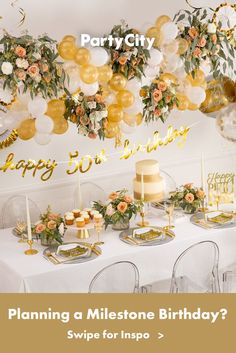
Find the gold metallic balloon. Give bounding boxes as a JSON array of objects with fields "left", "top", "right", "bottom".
[
  {"left": 47, "top": 99, "right": 66, "bottom": 119},
  {"left": 17, "top": 119, "right": 36, "bottom": 140},
  {"left": 98, "top": 65, "right": 113, "bottom": 84},
  {"left": 177, "top": 38, "right": 189, "bottom": 55},
  {"left": 80, "top": 64, "right": 99, "bottom": 84},
  {"left": 145, "top": 27, "right": 163, "bottom": 48},
  {"left": 104, "top": 121, "right": 120, "bottom": 138},
  {"left": 160, "top": 72, "right": 178, "bottom": 84},
  {"left": 123, "top": 113, "right": 136, "bottom": 126},
  {"left": 107, "top": 104, "right": 124, "bottom": 123},
  {"left": 136, "top": 113, "right": 143, "bottom": 126},
  {"left": 222, "top": 77, "right": 236, "bottom": 103},
  {"left": 200, "top": 79, "right": 229, "bottom": 115},
  {"left": 62, "top": 35, "right": 76, "bottom": 43},
  {"left": 53, "top": 117, "right": 69, "bottom": 134},
  {"left": 155, "top": 15, "right": 171, "bottom": 29},
  {"left": 188, "top": 101, "right": 199, "bottom": 110},
  {"left": 116, "top": 90, "right": 134, "bottom": 108},
  {"left": 58, "top": 40, "right": 77, "bottom": 60},
  {"left": 74, "top": 47, "right": 91, "bottom": 66},
  {"left": 109, "top": 73, "right": 127, "bottom": 91},
  {"left": 186, "top": 70, "right": 206, "bottom": 87},
  {"left": 176, "top": 94, "right": 189, "bottom": 111}
]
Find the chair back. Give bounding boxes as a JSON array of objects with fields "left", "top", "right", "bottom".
[
  {"left": 170, "top": 241, "right": 220, "bottom": 293},
  {"left": 74, "top": 182, "right": 106, "bottom": 208},
  {"left": 1, "top": 195, "right": 41, "bottom": 229},
  {"left": 89, "top": 261, "right": 140, "bottom": 293}
]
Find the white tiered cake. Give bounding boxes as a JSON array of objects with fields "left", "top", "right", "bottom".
[{"left": 133, "top": 159, "right": 164, "bottom": 202}]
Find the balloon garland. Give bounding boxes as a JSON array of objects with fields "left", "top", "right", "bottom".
[{"left": 0, "top": 2, "right": 235, "bottom": 149}]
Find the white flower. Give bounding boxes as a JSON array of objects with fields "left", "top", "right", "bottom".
[
  {"left": 207, "top": 23, "right": 216, "bottom": 34},
  {"left": 178, "top": 23, "right": 185, "bottom": 32},
  {"left": 101, "top": 110, "right": 108, "bottom": 118},
  {"left": 58, "top": 223, "right": 65, "bottom": 236},
  {"left": 34, "top": 74, "right": 42, "bottom": 83},
  {"left": 33, "top": 52, "right": 41, "bottom": 60},
  {"left": 87, "top": 102, "right": 96, "bottom": 109},
  {"left": 1, "top": 62, "right": 13, "bottom": 75},
  {"left": 16, "top": 58, "right": 29, "bottom": 69},
  {"left": 161, "top": 106, "right": 169, "bottom": 114}
]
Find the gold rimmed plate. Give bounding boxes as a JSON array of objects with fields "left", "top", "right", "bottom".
[{"left": 119, "top": 227, "right": 175, "bottom": 246}]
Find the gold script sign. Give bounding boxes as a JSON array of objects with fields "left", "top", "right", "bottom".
[
  {"left": 0, "top": 125, "right": 190, "bottom": 182},
  {"left": 207, "top": 172, "right": 235, "bottom": 206}
]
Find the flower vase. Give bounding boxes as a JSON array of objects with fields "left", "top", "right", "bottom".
[
  {"left": 112, "top": 217, "right": 130, "bottom": 231},
  {"left": 40, "top": 234, "right": 56, "bottom": 246}
]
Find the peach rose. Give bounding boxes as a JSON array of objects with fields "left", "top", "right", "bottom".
[
  {"left": 185, "top": 193, "right": 194, "bottom": 203},
  {"left": 35, "top": 223, "right": 46, "bottom": 234},
  {"left": 76, "top": 106, "right": 85, "bottom": 116},
  {"left": 197, "top": 37, "right": 206, "bottom": 48},
  {"left": 47, "top": 220, "right": 57, "bottom": 230},
  {"left": 165, "top": 95, "right": 171, "bottom": 103},
  {"left": 15, "top": 69, "right": 26, "bottom": 81},
  {"left": 88, "top": 132, "right": 97, "bottom": 139},
  {"left": 117, "top": 202, "right": 128, "bottom": 213},
  {"left": 109, "top": 192, "right": 118, "bottom": 200},
  {"left": 40, "top": 62, "right": 49, "bottom": 72},
  {"left": 27, "top": 64, "right": 40, "bottom": 78},
  {"left": 152, "top": 89, "right": 162, "bottom": 102},
  {"left": 211, "top": 34, "right": 217, "bottom": 45},
  {"left": 124, "top": 195, "right": 133, "bottom": 203},
  {"left": 196, "top": 189, "right": 205, "bottom": 199},
  {"left": 193, "top": 47, "right": 202, "bottom": 58},
  {"left": 158, "top": 81, "right": 167, "bottom": 92},
  {"left": 15, "top": 46, "right": 26, "bottom": 57},
  {"left": 48, "top": 213, "right": 59, "bottom": 220},
  {"left": 118, "top": 56, "right": 128, "bottom": 65},
  {"left": 95, "top": 94, "right": 104, "bottom": 103},
  {"left": 154, "top": 108, "right": 162, "bottom": 116},
  {"left": 188, "top": 27, "right": 198, "bottom": 39},
  {"left": 184, "top": 183, "right": 193, "bottom": 189}
]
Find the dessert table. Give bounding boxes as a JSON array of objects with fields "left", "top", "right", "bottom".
[{"left": 0, "top": 214, "right": 236, "bottom": 293}]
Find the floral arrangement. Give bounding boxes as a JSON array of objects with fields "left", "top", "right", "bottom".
[
  {"left": 140, "top": 78, "right": 178, "bottom": 123},
  {"left": 33, "top": 206, "right": 65, "bottom": 244},
  {"left": 104, "top": 22, "right": 150, "bottom": 80},
  {"left": 64, "top": 89, "right": 108, "bottom": 140},
  {"left": 169, "top": 183, "right": 205, "bottom": 213},
  {"left": 93, "top": 189, "right": 139, "bottom": 228},
  {"left": 0, "top": 34, "right": 65, "bottom": 98},
  {"left": 174, "top": 8, "right": 235, "bottom": 79}
]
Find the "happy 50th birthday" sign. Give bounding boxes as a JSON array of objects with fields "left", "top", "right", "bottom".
[{"left": 0, "top": 125, "right": 190, "bottom": 182}]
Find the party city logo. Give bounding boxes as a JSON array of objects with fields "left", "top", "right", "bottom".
[{"left": 80, "top": 34, "right": 155, "bottom": 50}]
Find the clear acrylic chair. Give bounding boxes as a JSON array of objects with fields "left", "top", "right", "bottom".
[
  {"left": 223, "top": 270, "right": 236, "bottom": 293},
  {"left": 88, "top": 261, "right": 140, "bottom": 293},
  {"left": 1, "top": 195, "right": 41, "bottom": 229},
  {"left": 74, "top": 182, "right": 106, "bottom": 208},
  {"left": 170, "top": 241, "right": 220, "bottom": 293}
]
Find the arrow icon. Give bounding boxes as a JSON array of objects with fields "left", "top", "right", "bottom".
[{"left": 158, "top": 332, "right": 164, "bottom": 340}]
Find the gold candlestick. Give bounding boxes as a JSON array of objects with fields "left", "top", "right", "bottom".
[
  {"left": 24, "top": 240, "right": 38, "bottom": 255},
  {"left": 137, "top": 209, "right": 149, "bottom": 227}
]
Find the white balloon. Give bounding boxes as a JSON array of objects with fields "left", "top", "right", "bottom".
[
  {"left": 125, "top": 98, "right": 143, "bottom": 115},
  {"left": 34, "top": 132, "right": 51, "bottom": 145},
  {"left": 80, "top": 81, "right": 99, "bottom": 96},
  {"left": 28, "top": 97, "right": 47, "bottom": 117},
  {"left": 144, "top": 65, "right": 159, "bottom": 79},
  {"left": 35, "top": 115, "right": 54, "bottom": 134},
  {"left": 161, "top": 22, "right": 179, "bottom": 44},
  {"left": 126, "top": 78, "right": 141, "bottom": 96},
  {"left": 186, "top": 86, "right": 206, "bottom": 105},
  {"left": 90, "top": 47, "right": 109, "bottom": 66},
  {"left": 105, "top": 93, "right": 116, "bottom": 105},
  {"left": 65, "top": 77, "right": 80, "bottom": 93},
  {"left": 119, "top": 120, "right": 136, "bottom": 134},
  {"left": 17, "top": 89, "right": 31, "bottom": 106},
  {"left": 0, "top": 116, "right": 6, "bottom": 131},
  {"left": 148, "top": 48, "right": 163, "bottom": 67}
]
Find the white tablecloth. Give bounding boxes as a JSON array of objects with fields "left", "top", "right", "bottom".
[{"left": 0, "top": 214, "right": 236, "bottom": 293}]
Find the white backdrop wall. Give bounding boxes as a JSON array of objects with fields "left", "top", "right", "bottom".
[{"left": 0, "top": 0, "right": 235, "bottom": 215}]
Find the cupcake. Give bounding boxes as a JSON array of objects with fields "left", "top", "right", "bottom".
[
  {"left": 84, "top": 208, "right": 92, "bottom": 215},
  {"left": 84, "top": 215, "right": 90, "bottom": 224},
  {"left": 80, "top": 211, "right": 89, "bottom": 217},
  {"left": 65, "top": 211, "right": 74, "bottom": 217},
  {"left": 65, "top": 215, "right": 74, "bottom": 225},
  {"left": 76, "top": 217, "right": 85, "bottom": 228},
  {"left": 72, "top": 209, "right": 81, "bottom": 218},
  {"left": 94, "top": 213, "right": 103, "bottom": 223}
]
